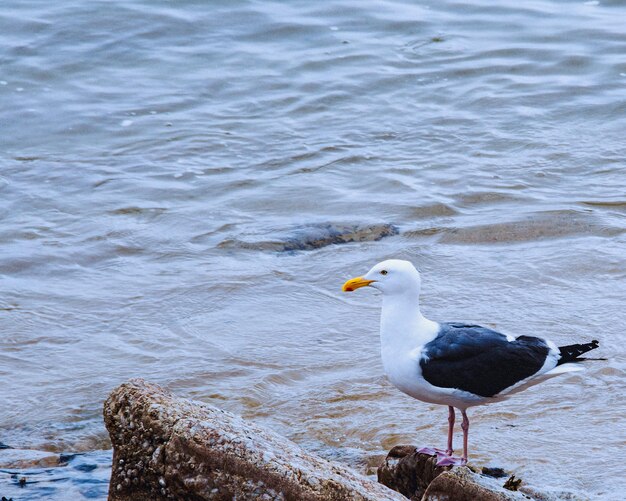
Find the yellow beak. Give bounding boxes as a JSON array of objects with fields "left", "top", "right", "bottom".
[{"left": 342, "top": 276, "right": 374, "bottom": 292}]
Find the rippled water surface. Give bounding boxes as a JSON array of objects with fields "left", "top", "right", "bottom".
[{"left": 1, "top": 0, "right": 625, "bottom": 499}]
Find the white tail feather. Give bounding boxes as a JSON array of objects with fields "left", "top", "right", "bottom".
[{"left": 545, "top": 363, "right": 585, "bottom": 375}]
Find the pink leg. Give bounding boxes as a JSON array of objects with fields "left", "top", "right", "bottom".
[
  {"left": 461, "top": 410, "right": 470, "bottom": 463},
  {"left": 432, "top": 407, "right": 467, "bottom": 467},
  {"left": 446, "top": 406, "right": 455, "bottom": 456},
  {"left": 417, "top": 406, "right": 469, "bottom": 466}
]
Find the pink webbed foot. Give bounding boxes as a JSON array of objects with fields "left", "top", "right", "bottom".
[
  {"left": 435, "top": 454, "right": 467, "bottom": 466},
  {"left": 417, "top": 446, "right": 467, "bottom": 466},
  {"left": 416, "top": 446, "right": 448, "bottom": 456}
]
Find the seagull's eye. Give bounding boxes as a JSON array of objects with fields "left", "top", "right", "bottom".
[{"left": 380, "top": 270, "right": 388, "bottom": 275}]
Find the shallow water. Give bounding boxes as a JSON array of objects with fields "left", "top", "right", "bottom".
[{"left": 1, "top": 0, "right": 625, "bottom": 499}]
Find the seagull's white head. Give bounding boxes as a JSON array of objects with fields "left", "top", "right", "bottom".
[{"left": 342, "top": 259, "right": 421, "bottom": 297}]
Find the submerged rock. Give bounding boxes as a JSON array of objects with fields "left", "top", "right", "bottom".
[
  {"left": 439, "top": 211, "right": 621, "bottom": 245},
  {"left": 218, "top": 222, "right": 399, "bottom": 251},
  {"left": 103, "top": 379, "right": 405, "bottom": 501},
  {"left": 404, "top": 210, "right": 624, "bottom": 246},
  {"left": 0, "top": 449, "right": 61, "bottom": 469}
]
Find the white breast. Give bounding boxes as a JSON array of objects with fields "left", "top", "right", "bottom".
[{"left": 382, "top": 345, "right": 431, "bottom": 399}]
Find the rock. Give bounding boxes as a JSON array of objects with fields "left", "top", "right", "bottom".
[
  {"left": 378, "top": 446, "right": 583, "bottom": 501},
  {"left": 503, "top": 474, "right": 523, "bottom": 491},
  {"left": 482, "top": 466, "right": 508, "bottom": 478},
  {"left": 377, "top": 445, "right": 447, "bottom": 499},
  {"left": 0, "top": 449, "right": 62, "bottom": 469},
  {"left": 218, "top": 222, "right": 399, "bottom": 251},
  {"left": 103, "top": 379, "right": 405, "bottom": 501},
  {"left": 423, "top": 468, "right": 528, "bottom": 501}
]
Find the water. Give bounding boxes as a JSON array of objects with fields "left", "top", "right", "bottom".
[
  {"left": 1, "top": 0, "right": 625, "bottom": 499},
  {"left": 0, "top": 451, "right": 111, "bottom": 500}
]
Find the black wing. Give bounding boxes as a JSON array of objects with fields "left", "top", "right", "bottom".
[{"left": 420, "top": 323, "right": 550, "bottom": 398}]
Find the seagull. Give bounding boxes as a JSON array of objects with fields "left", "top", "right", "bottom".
[{"left": 342, "top": 259, "right": 600, "bottom": 466}]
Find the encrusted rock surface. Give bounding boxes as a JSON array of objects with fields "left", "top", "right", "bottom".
[
  {"left": 104, "top": 379, "right": 405, "bottom": 501},
  {"left": 377, "top": 445, "right": 447, "bottom": 500}
]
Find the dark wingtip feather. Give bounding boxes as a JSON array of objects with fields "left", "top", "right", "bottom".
[{"left": 557, "top": 339, "right": 602, "bottom": 365}]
